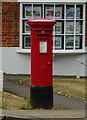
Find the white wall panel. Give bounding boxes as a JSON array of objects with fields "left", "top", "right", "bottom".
[
  {"left": 53, "top": 54, "right": 85, "bottom": 76},
  {"left": 85, "top": 48, "right": 87, "bottom": 76},
  {"left": 2, "top": 47, "right": 86, "bottom": 77},
  {"left": 0, "top": 48, "right": 3, "bottom": 91},
  {"left": 0, "top": 70, "right": 3, "bottom": 91},
  {"left": 85, "top": 55, "right": 87, "bottom": 77},
  {"left": 0, "top": 48, "right": 2, "bottom": 70},
  {"left": 2, "top": 47, "right": 31, "bottom": 74}
]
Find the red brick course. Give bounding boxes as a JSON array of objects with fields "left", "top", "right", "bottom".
[
  {"left": 0, "top": 2, "right": 2, "bottom": 47},
  {"left": 2, "top": 2, "right": 20, "bottom": 47},
  {"left": 85, "top": 4, "right": 87, "bottom": 47}
]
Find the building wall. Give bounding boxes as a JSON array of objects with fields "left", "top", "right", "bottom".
[
  {"left": 85, "top": 47, "right": 87, "bottom": 76},
  {"left": 0, "top": 2, "right": 86, "bottom": 77},
  {"left": 2, "top": 47, "right": 30, "bottom": 74},
  {"left": 0, "top": 2, "right": 2, "bottom": 47},
  {"left": 1, "top": 47, "right": 85, "bottom": 77},
  {"left": 0, "top": 48, "right": 2, "bottom": 71},
  {"left": 0, "top": 70, "right": 3, "bottom": 91},
  {"left": 2, "top": 2, "right": 20, "bottom": 47},
  {"left": 1, "top": 2, "right": 87, "bottom": 48},
  {"left": 0, "top": 2, "right": 2, "bottom": 70},
  {"left": 53, "top": 54, "right": 85, "bottom": 76},
  {"left": 0, "top": 2, "right": 2, "bottom": 91}
]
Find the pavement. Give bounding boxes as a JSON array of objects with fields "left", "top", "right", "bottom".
[
  {"left": 2, "top": 110, "right": 86, "bottom": 119},
  {"left": 1, "top": 78, "right": 87, "bottom": 119}
]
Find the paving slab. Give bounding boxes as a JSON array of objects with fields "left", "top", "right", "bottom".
[{"left": 2, "top": 109, "right": 86, "bottom": 119}]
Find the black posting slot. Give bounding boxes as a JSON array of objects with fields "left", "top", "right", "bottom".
[{"left": 37, "top": 34, "right": 49, "bottom": 37}]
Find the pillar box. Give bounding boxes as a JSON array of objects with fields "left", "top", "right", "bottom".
[{"left": 27, "top": 18, "right": 56, "bottom": 109}]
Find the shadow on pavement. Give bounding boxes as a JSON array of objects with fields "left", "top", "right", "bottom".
[{"left": 0, "top": 116, "right": 86, "bottom": 120}]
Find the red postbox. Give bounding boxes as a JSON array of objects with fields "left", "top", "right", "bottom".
[{"left": 27, "top": 18, "right": 56, "bottom": 108}]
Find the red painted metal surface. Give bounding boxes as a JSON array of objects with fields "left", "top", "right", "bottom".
[{"left": 27, "top": 18, "right": 56, "bottom": 86}]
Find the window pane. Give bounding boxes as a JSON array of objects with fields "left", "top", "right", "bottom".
[
  {"left": 23, "top": 21, "right": 31, "bottom": 33},
  {"left": 66, "top": 5, "right": 75, "bottom": 19},
  {"left": 65, "top": 35, "right": 74, "bottom": 49},
  {"left": 44, "top": 5, "right": 54, "bottom": 19},
  {"left": 76, "top": 5, "right": 83, "bottom": 19},
  {"left": 76, "top": 20, "right": 83, "bottom": 34},
  {"left": 55, "top": 21, "right": 64, "bottom": 34},
  {"left": 75, "top": 36, "right": 82, "bottom": 49},
  {"left": 66, "top": 21, "right": 74, "bottom": 34},
  {"left": 55, "top": 5, "right": 64, "bottom": 19},
  {"left": 54, "top": 36, "right": 64, "bottom": 50},
  {"left": 33, "top": 5, "right": 41, "bottom": 18},
  {"left": 23, "top": 36, "right": 31, "bottom": 49},
  {"left": 24, "top": 5, "right": 32, "bottom": 18},
  {"left": 55, "top": 22, "right": 62, "bottom": 34}
]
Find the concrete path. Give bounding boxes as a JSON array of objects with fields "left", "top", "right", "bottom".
[
  {"left": 2, "top": 109, "right": 86, "bottom": 119},
  {"left": 3, "top": 79, "right": 86, "bottom": 110}
]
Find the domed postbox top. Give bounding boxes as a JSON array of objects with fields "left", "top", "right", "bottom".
[
  {"left": 27, "top": 18, "right": 56, "bottom": 23},
  {"left": 27, "top": 18, "right": 56, "bottom": 28}
]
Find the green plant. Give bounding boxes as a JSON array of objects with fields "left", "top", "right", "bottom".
[{"left": 1, "top": 92, "right": 32, "bottom": 110}]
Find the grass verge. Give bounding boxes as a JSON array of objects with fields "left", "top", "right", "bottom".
[
  {"left": 4, "top": 74, "right": 86, "bottom": 101},
  {"left": 0, "top": 92, "right": 31, "bottom": 110},
  {"left": 53, "top": 77, "right": 85, "bottom": 101}
]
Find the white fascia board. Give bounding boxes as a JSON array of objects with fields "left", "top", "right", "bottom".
[{"left": 18, "top": 0, "right": 87, "bottom": 3}]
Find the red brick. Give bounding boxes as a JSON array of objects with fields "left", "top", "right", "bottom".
[
  {"left": 2, "top": 2, "right": 20, "bottom": 47},
  {"left": 0, "top": 2, "right": 2, "bottom": 47}
]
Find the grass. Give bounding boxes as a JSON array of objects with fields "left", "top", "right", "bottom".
[
  {"left": 0, "top": 92, "right": 32, "bottom": 110},
  {"left": 4, "top": 74, "right": 86, "bottom": 101},
  {"left": 0, "top": 92, "right": 63, "bottom": 110},
  {"left": 53, "top": 77, "right": 85, "bottom": 101},
  {"left": 0, "top": 92, "right": 2, "bottom": 108},
  {"left": 1, "top": 75, "right": 86, "bottom": 110}
]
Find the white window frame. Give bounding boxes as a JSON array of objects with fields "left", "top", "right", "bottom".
[{"left": 18, "top": 2, "right": 86, "bottom": 54}]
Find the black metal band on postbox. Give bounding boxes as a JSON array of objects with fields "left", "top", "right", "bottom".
[{"left": 30, "top": 86, "right": 53, "bottom": 109}]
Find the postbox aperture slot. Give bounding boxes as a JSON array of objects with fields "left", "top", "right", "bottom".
[
  {"left": 37, "top": 34, "right": 49, "bottom": 37},
  {"left": 39, "top": 41, "right": 47, "bottom": 53}
]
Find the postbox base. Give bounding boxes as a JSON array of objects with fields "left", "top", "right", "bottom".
[{"left": 30, "top": 86, "right": 53, "bottom": 109}]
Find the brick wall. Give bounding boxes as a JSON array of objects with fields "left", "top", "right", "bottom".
[
  {"left": 86, "top": 4, "right": 87, "bottom": 47},
  {"left": 2, "top": 2, "right": 20, "bottom": 47},
  {"left": 0, "top": 2, "right": 2, "bottom": 47}
]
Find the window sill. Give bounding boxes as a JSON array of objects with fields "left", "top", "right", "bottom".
[
  {"left": 16, "top": 49, "right": 31, "bottom": 54},
  {"left": 16, "top": 48, "right": 85, "bottom": 54},
  {"left": 53, "top": 49, "right": 86, "bottom": 55}
]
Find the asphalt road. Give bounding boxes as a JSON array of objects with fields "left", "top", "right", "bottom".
[{"left": 3, "top": 79, "right": 86, "bottom": 110}]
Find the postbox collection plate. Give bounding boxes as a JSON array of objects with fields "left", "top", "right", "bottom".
[{"left": 39, "top": 41, "right": 47, "bottom": 53}]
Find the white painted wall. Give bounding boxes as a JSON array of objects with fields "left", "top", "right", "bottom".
[
  {"left": 85, "top": 47, "right": 87, "bottom": 76},
  {"left": 0, "top": 48, "right": 2, "bottom": 70},
  {"left": 53, "top": 54, "right": 85, "bottom": 76},
  {"left": 0, "top": 48, "right": 3, "bottom": 91},
  {"left": 0, "top": 70, "right": 3, "bottom": 91},
  {"left": 1, "top": 47, "right": 86, "bottom": 77},
  {"left": 2, "top": 47, "right": 31, "bottom": 74},
  {"left": 85, "top": 54, "right": 87, "bottom": 76}
]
